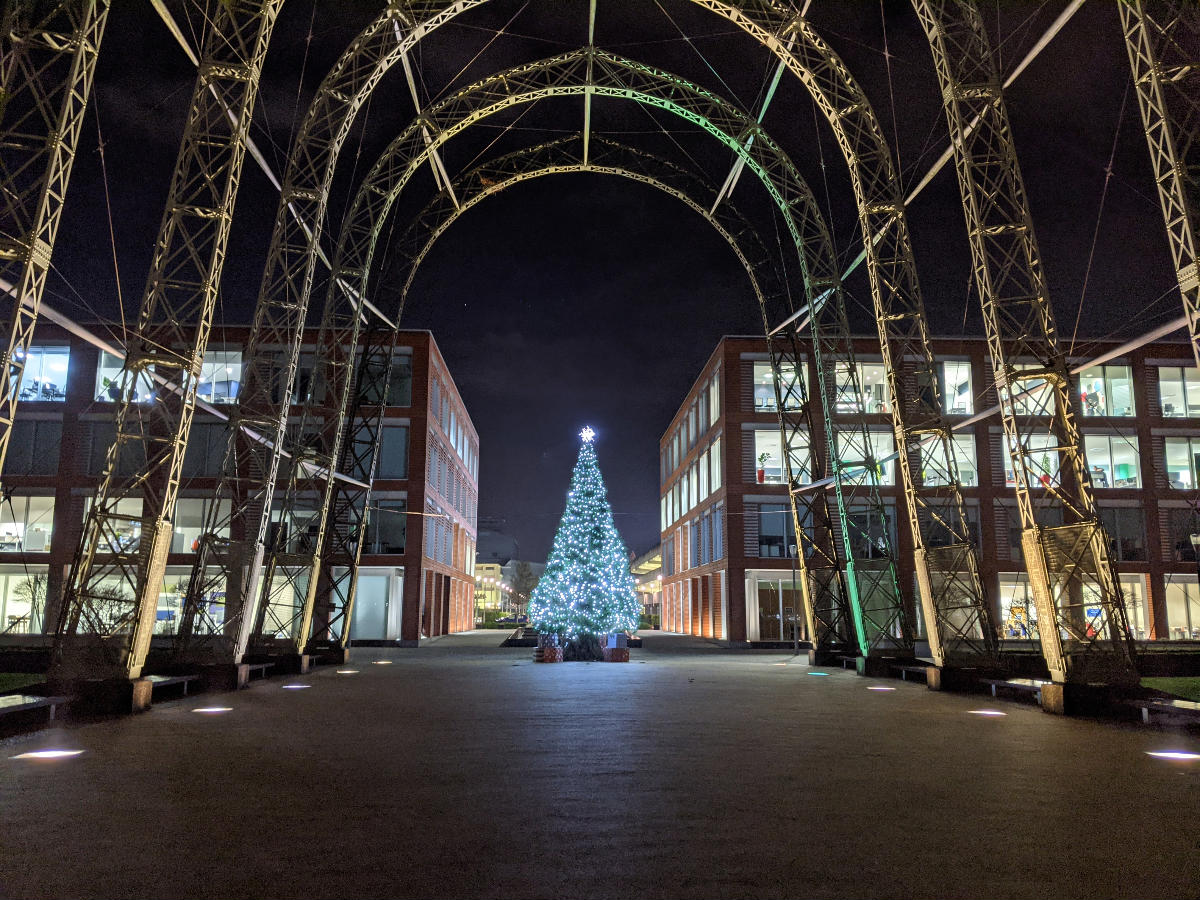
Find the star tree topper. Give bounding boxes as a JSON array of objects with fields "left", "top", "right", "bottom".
[{"left": 580, "top": 425, "right": 596, "bottom": 443}]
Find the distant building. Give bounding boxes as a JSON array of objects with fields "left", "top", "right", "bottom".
[
  {"left": 0, "top": 324, "right": 479, "bottom": 646},
  {"left": 661, "top": 334, "right": 1200, "bottom": 646}
]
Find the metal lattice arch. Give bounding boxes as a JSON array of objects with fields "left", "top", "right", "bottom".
[
  {"left": 244, "top": 47, "right": 937, "bottom": 667},
  {"left": 172, "top": 0, "right": 992, "bottom": 674},
  {"left": 305, "top": 133, "right": 858, "bottom": 656}
]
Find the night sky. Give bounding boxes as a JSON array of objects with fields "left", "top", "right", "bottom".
[{"left": 46, "top": 1, "right": 1178, "bottom": 561}]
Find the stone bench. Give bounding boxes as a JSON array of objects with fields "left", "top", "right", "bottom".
[
  {"left": 889, "top": 663, "right": 930, "bottom": 682},
  {"left": 0, "top": 693, "right": 72, "bottom": 726},
  {"left": 1125, "top": 697, "right": 1200, "bottom": 724},
  {"left": 145, "top": 673, "right": 200, "bottom": 698},
  {"left": 981, "top": 678, "right": 1047, "bottom": 704}
]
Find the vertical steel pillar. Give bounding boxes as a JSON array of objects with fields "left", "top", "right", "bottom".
[
  {"left": 915, "top": 0, "right": 1137, "bottom": 684},
  {"left": 0, "top": 0, "right": 107, "bottom": 479},
  {"left": 1120, "top": 0, "right": 1200, "bottom": 368},
  {"left": 55, "top": 1, "right": 281, "bottom": 679}
]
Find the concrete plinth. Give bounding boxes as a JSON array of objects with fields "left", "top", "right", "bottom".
[
  {"left": 311, "top": 646, "right": 350, "bottom": 666},
  {"left": 199, "top": 664, "right": 250, "bottom": 693},
  {"left": 855, "top": 656, "right": 893, "bottom": 678},
  {"left": 74, "top": 677, "right": 153, "bottom": 715},
  {"left": 808, "top": 649, "right": 844, "bottom": 667},
  {"left": 273, "top": 654, "right": 311, "bottom": 675}
]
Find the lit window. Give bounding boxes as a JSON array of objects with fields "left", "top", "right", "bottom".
[
  {"left": 834, "top": 362, "right": 889, "bottom": 415},
  {"left": 708, "top": 371, "right": 720, "bottom": 426},
  {"left": 834, "top": 429, "right": 895, "bottom": 485},
  {"left": 940, "top": 361, "right": 973, "bottom": 415},
  {"left": 921, "top": 434, "right": 977, "bottom": 487},
  {"left": 1002, "top": 363, "right": 1057, "bottom": 416},
  {"left": 1158, "top": 366, "right": 1200, "bottom": 418},
  {"left": 753, "top": 429, "right": 811, "bottom": 485},
  {"left": 710, "top": 436, "right": 723, "bottom": 493},
  {"left": 1083, "top": 434, "right": 1140, "bottom": 488},
  {"left": 0, "top": 496, "right": 54, "bottom": 552},
  {"left": 170, "top": 497, "right": 230, "bottom": 554},
  {"left": 95, "top": 352, "right": 154, "bottom": 403},
  {"left": 1002, "top": 431, "right": 1060, "bottom": 488},
  {"left": 1164, "top": 436, "right": 1200, "bottom": 489},
  {"left": 16, "top": 346, "right": 69, "bottom": 401},
  {"left": 752, "top": 361, "right": 805, "bottom": 412},
  {"left": 197, "top": 349, "right": 242, "bottom": 404},
  {"left": 1164, "top": 574, "right": 1200, "bottom": 640},
  {"left": 1077, "top": 364, "right": 1135, "bottom": 417},
  {"left": 998, "top": 573, "right": 1037, "bottom": 639}
]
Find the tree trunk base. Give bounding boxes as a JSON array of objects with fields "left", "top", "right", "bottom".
[{"left": 564, "top": 633, "right": 604, "bottom": 661}]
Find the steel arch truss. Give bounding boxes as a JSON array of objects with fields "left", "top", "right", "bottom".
[
  {"left": 0, "top": 0, "right": 108, "bottom": 481},
  {"left": 314, "top": 132, "right": 856, "bottom": 655},
  {"left": 262, "top": 48, "right": 912, "bottom": 661},
  {"left": 1121, "top": 0, "right": 1200, "bottom": 367},
  {"left": 915, "top": 0, "right": 1136, "bottom": 683},
  {"left": 53, "top": 1, "right": 283, "bottom": 679}
]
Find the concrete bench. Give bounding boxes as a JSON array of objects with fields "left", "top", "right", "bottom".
[
  {"left": 981, "top": 678, "right": 1047, "bottom": 704},
  {"left": 145, "top": 674, "right": 199, "bottom": 697},
  {"left": 0, "top": 693, "right": 71, "bottom": 724},
  {"left": 889, "top": 663, "right": 930, "bottom": 682},
  {"left": 835, "top": 655, "right": 858, "bottom": 670},
  {"left": 245, "top": 662, "right": 273, "bottom": 681},
  {"left": 1125, "top": 697, "right": 1200, "bottom": 724}
]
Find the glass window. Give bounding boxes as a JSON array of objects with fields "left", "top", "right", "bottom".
[
  {"left": 0, "top": 496, "right": 54, "bottom": 551},
  {"left": 660, "top": 495, "right": 668, "bottom": 532},
  {"left": 1164, "top": 574, "right": 1200, "bottom": 640},
  {"left": 1002, "top": 431, "right": 1061, "bottom": 488},
  {"left": 17, "top": 346, "right": 69, "bottom": 401},
  {"left": 181, "top": 421, "right": 227, "bottom": 477},
  {"left": 713, "top": 504, "right": 724, "bottom": 560},
  {"left": 752, "top": 361, "right": 804, "bottom": 412},
  {"left": 1004, "top": 363, "right": 1057, "bottom": 416},
  {"left": 5, "top": 420, "right": 61, "bottom": 476},
  {"left": 0, "top": 566, "right": 51, "bottom": 633},
  {"left": 1164, "top": 436, "right": 1200, "bottom": 489},
  {"left": 1158, "top": 366, "right": 1200, "bottom": 418},
  {"left": 1078, "top": 364, "right": 1135, "bottom": 417},
  {"left": 921, "top": 434, "right": 977, "bottom": 487},
  {"left": 834, "top": 429, "right": 895, "bottom": 485},
  {"left": 941, "top": 361, "right": 973, "bottom": 415},
  {"left": 366, "top": 499, "right": 407, "bottom": 554},
  {"left": 845, "top": 506, "right": 895, "bottom": 560},
  {"left": 1097, "top": 506, "right": 1146, "bottom": 562},
  {"left": 1083, "top": 434, "right": 1140, "bottom": 489},
  {"left": 758, "top": 503, "right": 796, "bottom": 558},
  {"left": 708, "top": 371, "right": 720, "bottom": 426},
  {"left": 834, "top": 362, "right": 889, "bottom": 415},
  {"left": 170, "top": 497, "right": 230, "bottom": 553},
  {"left": 688, "top": 464, "right": 698, "bottom": 511},
  {"left": 998, "top": 573, "right": 1037, "bottom": 639},
  {"left": 711, "top": 437, "right": 722, "bottom": 493},
  {"left": 95, "top": 351, "right": 154, "bottom": 403},
  {"left": 754, "top": 429, "right": 810, "bottom": 485},
  {"left": 377, "top": 425, "right": 409, "bottom": 479},
  {"left": 197, "top": 349, "right": 241, "bottom": 404},
  {"left": 699, "top": 448, "right": 710, "bottom": 500}
]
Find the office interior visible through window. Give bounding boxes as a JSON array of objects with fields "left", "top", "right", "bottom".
[
  {"left": 1078, "top": 364, "right": 1134, "bottom": 417},
  {"left": 1158, "top": 366, "right": 1200, "bottom": 417},
  {"left": 940, "top": 361, "right": 973, "bottom": 414},
  {"left": 17, "top": 346, "right": 69, "bottom": 401}
]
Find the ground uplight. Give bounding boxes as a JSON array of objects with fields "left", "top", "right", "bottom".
[
  {"left": 1145, "top": 750, "right": 1200, "bottom": 761},
  {"left": 192, "top": 707, "right": 232, "bottom": 714},
  {"left": 371, "top": 660, "right": 392, "bottom": 666},
  {"left": 336, "top": 669, "right": 359, "bottom": 675},
  {"left": 807, "top": 672, "right": 830, "bottom": 677},
  {"left": 867, "top": 686, "right": 896, "bottom": 691},
  {"left": 10, "top": 749, "right": 84, "bottom": 760},
  {"left": 281, "top": 684, "right": 310, "bottom": 690},
  {"left": 967, "top": 709, "right": 1007, "bottom": 716}
]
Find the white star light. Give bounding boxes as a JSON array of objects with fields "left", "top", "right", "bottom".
[{"left": 580, "top": 426, "right": 596, "bottom": 443}]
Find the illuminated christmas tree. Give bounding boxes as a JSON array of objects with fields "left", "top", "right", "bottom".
[{"left": 528, "top": 426, "right": 640, "bottom": 659}]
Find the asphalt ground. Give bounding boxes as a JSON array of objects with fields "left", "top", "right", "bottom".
[{"left": 1, "top": 630, "right": 1198, "bottom": 899}]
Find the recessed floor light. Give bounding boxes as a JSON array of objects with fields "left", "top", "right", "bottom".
[
  {"left": 1146, "top": 750, "right": 1200, "bottom": 761},
  {"left": 371, "top": 660, "right": 392, "bottom": 665},
  {"left": 10, "top": 749, "right": 84, "bottom": 759},
  {"left": 867, "top": 686, "right": 896, "bottom": 691},
  {"left": 281, "top": 684, "right": 310, "bottom": 690},
  {"left": 192, "top": 707, "right": 232, "bottom": 714},
  {"left": 336, "top": 669, "right": 359, "bottom": 675},
  {"left": 807, "top": 672, "right": 830, "bottom": 677},
  {"left": 968, "top": 709, "right": 1007, "bottom": 716}
]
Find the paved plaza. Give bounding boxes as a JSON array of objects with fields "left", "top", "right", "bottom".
[{"left": 1, "top": 631, "right": 1198, "bottom": 899}]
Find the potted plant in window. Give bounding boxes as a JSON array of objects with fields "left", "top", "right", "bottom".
[{"left": 757, "top": 451, "right": 770, "bottom": 484}]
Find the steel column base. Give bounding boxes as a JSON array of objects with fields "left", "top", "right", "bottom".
[
  {"left": 855, "top": 656, "right": 892, "bottom": 678},
  {"left": 271, "top": 653, "right": 311, "bottom": 675},
  {"left": 199, "top": 664, "right": 250, "bottom": 692},
  {"left": 69, "top": 677, "right": 153, "bottom": 715}
]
